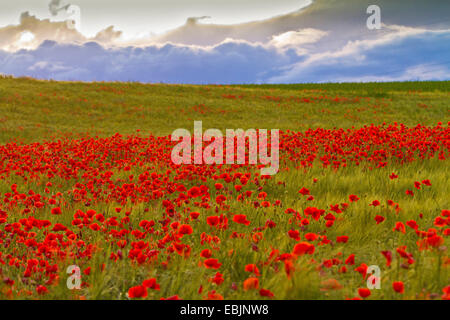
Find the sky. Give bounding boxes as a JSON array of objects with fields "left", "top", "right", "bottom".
[
  {"left": 0, "top": 0, "right": 312, "bottom": 38},
  {"left": 0, "top": 0, "right": 449, "bottom": 83}
]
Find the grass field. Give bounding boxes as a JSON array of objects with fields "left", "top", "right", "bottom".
[{"left": 0, "top": 76, "right": 448, "bottom": 300}]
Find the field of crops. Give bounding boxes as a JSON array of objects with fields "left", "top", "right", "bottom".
[{"left": 0, "top": 77, "right": 448, "bottom": 300}]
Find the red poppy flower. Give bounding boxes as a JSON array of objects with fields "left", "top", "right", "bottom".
[
  {"left": 259, "top": 288, "right": 274, "bottom": 298},
  {"left": 244, "top": 264, "right": 261, "bottom": 276},
  {"left": 200, "top": 249, "right": 212, "bottom": 258},
  {"left": 243, "top": 277, "right": 259, "bottom": 291},
  {"left": 288, "top": 229, "right": 301, "bottom": 241},
  {"left": 142, "top": 278, "right": 160, "bottom": 290},
  {"left": 389, "top": 173, "right": 398, "bottom": 180},
  {"left": 381, "top": 251, "right": 392, "bottom": 267},
  {"left": 206, "top": 216, "right": 220, "bottom": 227},
  {"left": 292, "top": 242, "right": 315, "bottom": 256},
  {"left": 128, "top": 285, "right": 148, "bottom": 298},
  {"left": 358, "top": 288, "right": 371, "bottom": 298},
  {"left": 233, "top": 214, "right": 250, "bottom": 226},
  {"left": 36, "top": 285, "right": 48, "bottom": 295},
  {"left": 375, "top": 215, "right": 385, "bottom": 224},
  {"left": 204, "top": 258, "right": 222, "bottom": 269},
  {"left": 178, "top": 224, "right": 193, "bottom": 235},
  {"left": 51, "top": 207, "right": 62, "bottom": 215},
  {"left": 370, "top": 200, "right": 380, "bottom": 207},
  {"left": 345, "top": 254, "right": 355, "bottom": 265},
  {"left": 298, "top": 187, "right": 310, "bottom": 196},
  {"left": 209, "top": 272, "right": 224, "bottom": 285},
  {"left": 392, "top": 281, "right": 404, "bottom": 294}
]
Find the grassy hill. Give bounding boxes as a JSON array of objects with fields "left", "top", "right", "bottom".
[{"left": 0, "top": 76, "right": 449, "bottom": 144}]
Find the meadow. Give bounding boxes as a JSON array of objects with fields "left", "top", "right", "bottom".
[{"left": 0, "top": 76, "right": 448, "bottom": 300}]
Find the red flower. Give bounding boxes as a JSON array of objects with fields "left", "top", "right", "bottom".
[
  {"left": 389, "top": 173, "right": 398, "bottom": 180},
  {"left": 442, "top": 285, "right": 450, "bottom": 300},
  {"left": 288, "top": 229, "right": 301, "bottom": 241},
  {"left": 434, "top": 216, "right": 447, "bottom": 227},
  {"left": 336, "top": 236, "right": 349, "bottom": 243},
  {"left": 374, "top": 215, "right": 385, "bottom": 224},
  {"left": 345, "top": 254, "right": 355, "bottom": 265},
  {"left": 355, "top": 263, "right": 368, "bottom": 278},
  {"left": 358, "top": 288, "right": 371, "bottom": 298},
  {"left": 200, "top": 249, "right": 212, "bottom": 258},
  {"left": 206, "top": 290, "right": 224, "bottom": 300},
  {"left": 406, "top": 220, "right": 419, "bottom": 230},
  {"left": 257, "top": 192, "right": 267, "bottom": 200},
  {"left": 392, "top": 281, "right": 404, "bottom": 294},
  {"left": 349, "top": 194, "right": 359, "bottom": 202},
  {"left": 381, "top": 251, "right": 392, "bottom": 267},
  {"left": 209, "top": 272, "right": 224, "bottom": 285},
  {"left": 244, "top": 264, "right": 261, "bottom": 276},
  {"left": 233, "top": 214, "right": 250, "bottom": 226},
  {"left": 128, "top": 285, "right": 148, "bottom": 298},
  {"left": 178, "top": 224, "right": 193, "bottom": 235},
  {"left": 426, "top": 234, "right": 443, "bottom": 248},
  {"left": 36, "top": 285, "right": 48, "bottom": 295},
  {"left": 206, "top": 216, "right": 220, "bottom": 227},
  {"left": 190, "top": 211, "right": 200, "bottom": 219},
  {"left": 142, "top": 278, "right": 160, "bottom": 290},
  {"left": 369, "top": 200, "right": 380, "bottom": 207},
  {"left": 292, "top": 242, "right": 315, "bottom": 256},
  {"left": 298, "top": 187, "right": 310, "bottom": 196},
  {"left": 305, "top": 233, "right": 318, "bottom": 241},
  {"left": 259, "top": 288, "right": 274, "bottom": 298},
  {"left": 188, "top": 186, "right": 202, "bottom": 198},
  {"left": 243, "top": 277, "right": 259, "bottom": 291},
  {"left": 204, "top": 258, "right": 222, "bottom": 269},
  {"left": 393, "top": 222, "right": 406, "bottom": 233},
  {"left": 51, "top": 207, "right": 62, "bottom": 215}
]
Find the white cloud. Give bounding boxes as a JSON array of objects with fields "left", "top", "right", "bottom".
[
  {"left": 0, "top": 12, "right": 123, "bottom": 52},
  {"left": 269, "top": 28, "right": 328, "bottom": 54},
  {"left": 269, "top": 27, "right": 450, "bottom": 83}
]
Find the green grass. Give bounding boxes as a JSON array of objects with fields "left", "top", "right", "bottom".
[{"left": 0, "top": 77, "right": 449, "bottom": 144}]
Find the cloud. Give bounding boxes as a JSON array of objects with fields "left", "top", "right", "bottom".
[
  {"left": 269, "top": 28, "right": 328, "bottom": 54},
  {"left": 151, "top": 0, "right": 450, "bottom": 49},
  {"left": 0, "top": 39, "right": 300, "bottom": 83},
  {"left": 0, "top": 11, "right": 123, "bottom": 52},
  {"left": 269, "top": 28, "right": 450, "bottom": 83},
  {"left": 0, "top": 26, "right": 449, "bottom": 84}
]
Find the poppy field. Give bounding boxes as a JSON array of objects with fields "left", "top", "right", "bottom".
[{"left": 0, "top": 77, "right": 449, "bottom": 300}]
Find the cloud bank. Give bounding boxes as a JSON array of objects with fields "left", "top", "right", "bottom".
[{"left": 1, "top": 27, "right": 449, "bottom": 84}]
